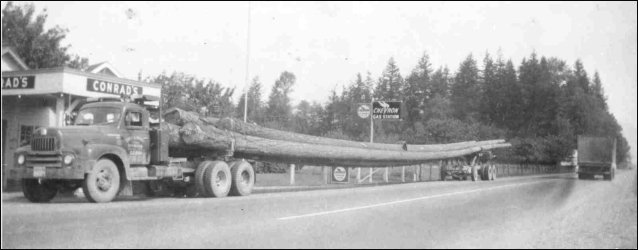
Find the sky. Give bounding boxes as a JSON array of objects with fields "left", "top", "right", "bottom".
[{"left": 4, "top": 1, "right": 637, "bottom": 163}]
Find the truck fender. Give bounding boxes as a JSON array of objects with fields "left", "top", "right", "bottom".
[
  {"left": 85, "top": 144, "right": 134, "bottom": 196},
  {"left": 85, "top": 144, "right": 132, "bottom": 180}
]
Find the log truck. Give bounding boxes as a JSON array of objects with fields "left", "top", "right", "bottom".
[{"left": 13, "top": 96, "right": 508, "bottom": 203}]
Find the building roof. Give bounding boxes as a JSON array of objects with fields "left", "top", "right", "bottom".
[
  {"left": 85, "top": 61, "right": 123, "bottom": 78},
  {"left": 1, "top": 66, "right": 160, "bottom": 88},
  {"left": 1, "top": 46, "right": 30, "bottom": 71}
]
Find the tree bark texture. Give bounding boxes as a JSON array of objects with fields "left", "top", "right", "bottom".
[
  {"left": 163, "top": 108, "right": 506, "bottom": 152},
  {"left": 164, "top": 120, "right": 511, "bottom": 167}
]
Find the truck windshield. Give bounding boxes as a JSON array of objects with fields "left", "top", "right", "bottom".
[{"left": 74, "top": 107, "right": 122, "bottom": 126}]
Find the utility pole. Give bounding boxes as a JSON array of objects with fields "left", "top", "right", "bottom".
[{"left": 243, "top": 1, "right": 252, "bottom": 123}]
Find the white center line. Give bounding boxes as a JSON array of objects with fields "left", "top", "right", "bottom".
[{"left": 278, "top": 179, "right": 558, "bottom": 220}]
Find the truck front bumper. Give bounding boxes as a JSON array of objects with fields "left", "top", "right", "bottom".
[
  {"left": 13, "top": 160, "right": 95, "bottom": 180},
  {"left": 577, "top": 166, "right": 611, "bottom": 175}
]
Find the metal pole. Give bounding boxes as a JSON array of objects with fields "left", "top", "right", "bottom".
[
  {"left": 401, "top": 166, "right": 405, "bottom": 182},
  {"left": 289, "top": 164, "right": 295, "bottom": 185},
  {"left": 243, "top": 1, "right": 252, "bottom": 123},
  {"left": 323, "top": 166, "right": 328, "bottom": 184},
  {"left": 384, "top": 167, "right": 389, "bottom": 182},
  {"left": 370, "top": 99, "right": 374, "bottom": 143}
]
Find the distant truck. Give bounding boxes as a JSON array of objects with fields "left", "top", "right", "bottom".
[{"left": 577, "top": 136, "right": 616, "bottom": 180}]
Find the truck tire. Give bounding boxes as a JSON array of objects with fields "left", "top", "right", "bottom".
[
  {"left": 229, "top": 160, "right": 255, "bottom": 196},
  {"left": 440, "top": 166, "right": 447, "bottom": 181},
  {"left": 22, "top": 179, "right": 57, "bottom": 203},
  {"left": 202, "top": 161, "right": 232, "bottom": 198},
  {"left": 481, "top": 165, "right": 489, "bottom": 181},
  {"left": 471, "top": 165, "right": 480, "bottom": 181},
  {"left": 490, "top": 165, "right": 497, "bottom": 181},
  {"left": 83, "top": 159, "right": 120, "bottom": 203},
  {"left": 195, "top": 161, "right": 212, "bottom": 196}
]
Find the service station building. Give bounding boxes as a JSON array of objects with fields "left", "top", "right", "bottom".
[{"left": 1, "top": 47, "right": 161, "bottom": 189}]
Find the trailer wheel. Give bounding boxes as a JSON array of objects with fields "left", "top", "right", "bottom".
[
  {"left": 490, "top": 165, "right": 497, "bottom": 181},
  {"left": 471, "top": 166, "right": 480, "bottom": 181},
  {"left": 195, "top": 161, "right": 211, "bottom": 196},
  {"left": 229, "top": 160, "right": 255, "bottom": 196},
  {"left": 22, "top": 179, "right": 57, "bottom": 203},
  {"left": 480, "top": 165, "right": 489, "bottom": 181},
  {"left": 440, "top": 166, "right": 447, "bottom": 181},
  {"left": 202, "top": 161, "right": 232, "bottom": 198},
  {"left": 83, "top": 159, "right": 120, "bottom": 203}
]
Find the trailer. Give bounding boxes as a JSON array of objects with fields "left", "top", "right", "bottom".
[
  {"left": 576, "top": 136, "right": 616, "bottom": 180},
  {"left": 440, "top": 151, "right": 497, "bottom": 181},
  {"left": 13, "top": 96, "right": 509, "bottom": 203}
]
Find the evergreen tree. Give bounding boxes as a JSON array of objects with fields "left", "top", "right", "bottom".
[
  {"left": 451, "top": 54, "right": 481, "bottom": 121},
  {"left": 266, "top": 71, "right": 296, "bottom": 126},
  {"left": 374, "top": 57, "right": 404, "bottom": 100},
  {"left": 479, "top": 52, "right": 497, "bottom": 124},
  {"left": 404, "top": 52, "right": 432, "bottom": 126},
  {"left": 236, "top": 77, "right": 265, "bottom": 123}
]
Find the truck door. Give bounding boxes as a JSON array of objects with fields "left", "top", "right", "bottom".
[{"left": 122, "top": 109, "right": 150, "bottom": 165}]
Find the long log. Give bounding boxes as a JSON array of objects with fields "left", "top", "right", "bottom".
[
  {"left": 168, "top": 122, "right": 511, "bottom": 167},
  {"left": 163, "top": 108, "right": 504, "bottom": 152}
]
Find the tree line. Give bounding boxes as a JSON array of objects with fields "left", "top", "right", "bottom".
[{"left": 3, "top": 2, "right": 630, "bottom": 165}]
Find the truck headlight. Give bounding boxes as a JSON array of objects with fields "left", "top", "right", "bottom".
[
  {"left": 17, "top": 154, "right": 25, "bottom": 165},
  {"left": 63, "top": 154, "right": 75, "bottom": 165}
]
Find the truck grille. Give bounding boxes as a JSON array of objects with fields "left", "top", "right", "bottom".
[{"left": 31, "top": 137, "right": 56, "bottom": 151}]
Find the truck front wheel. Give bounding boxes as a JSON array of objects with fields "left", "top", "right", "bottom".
[
  {"left": 83, "top": 159, "right": 120, "bottom": 203},
  {"left": 22, "top": 179, "right": 57, "bottom": 203},
  {"left": 230, "top": 160, "right": 255, "bottom": 196}
]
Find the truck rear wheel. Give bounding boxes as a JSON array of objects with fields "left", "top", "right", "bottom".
[
  {"left": 195, "top": 161, "right": 212, "bottom": 196},
  {"left": 22, "top": 179, "right": 57, "bottom": 203},
  {"left": 229, "top": 160, "right": 255, "bottom": 196},
  {"left": 202, "top": 161, "right": 232, "bottom": 198},
  {"left": 83, "top": 159, "right": 120, "bottom": 203}
]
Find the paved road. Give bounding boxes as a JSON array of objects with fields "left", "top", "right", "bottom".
[{"left": 2, "top": 169, "right": 636, "bottom": 248}]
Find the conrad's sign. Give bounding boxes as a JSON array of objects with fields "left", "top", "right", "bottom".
[
  {"left": 2, "top": 76, "right": 35, "bottom": 89},
  {"left": 87, "top": 78, "right": 143, "bottom": 96}
]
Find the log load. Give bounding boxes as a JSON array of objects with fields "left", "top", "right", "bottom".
[
  {"left": 163, "top": 119, "right": 512, "bottom": 167},
  {"left": 163, "top": 108, "right": 505, "bottom": 152}
]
